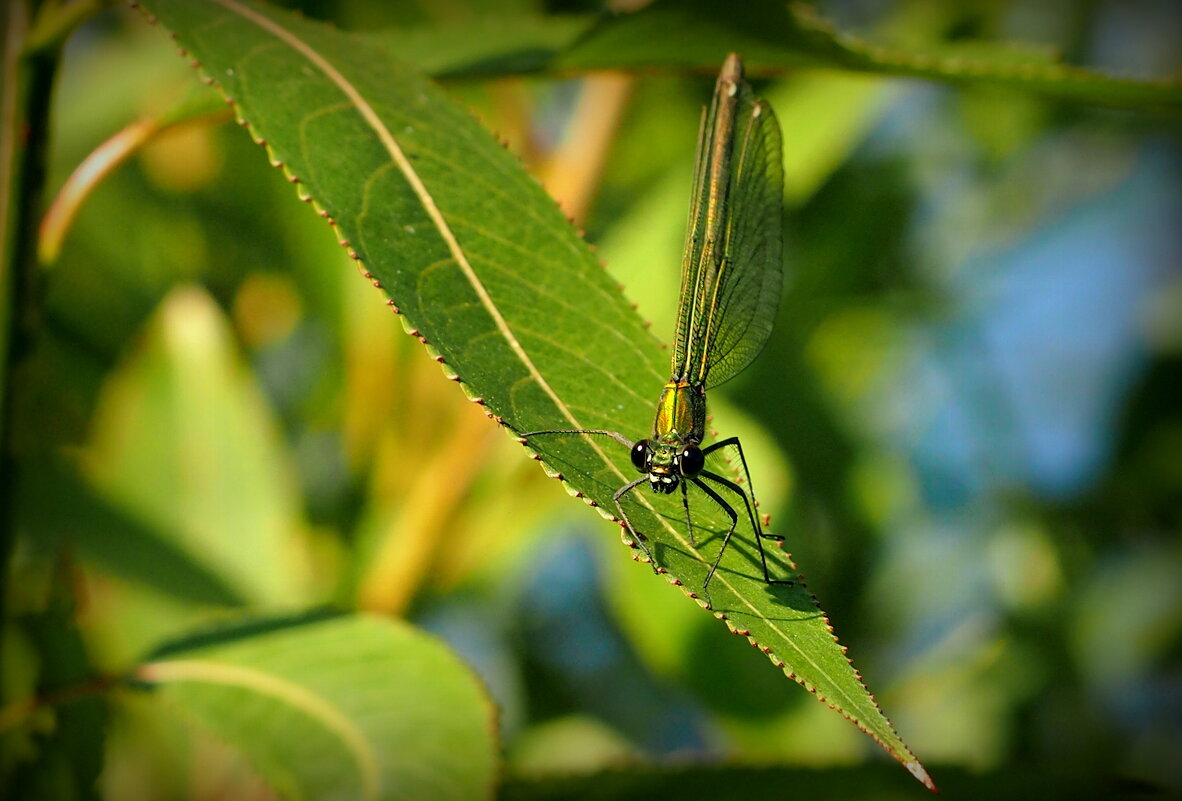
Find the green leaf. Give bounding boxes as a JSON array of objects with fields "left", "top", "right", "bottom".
[
  {"left": 83, "top": 286, "right": 309, "bottom": 606},
  {"left": 374, "top": 2, "right": 1180, "bottom": 110},
  {"left": 374, "top": 14, "right": 594, "bottom": 78},
  {"left": 553, "top": 1, "right": 1180, "bottom": 110},
  {"left": 20, "top": 456, "right": 244, "bottom": 606},
  {"left": 767, "top": 73, "right": 899, "bottom": 204},
  {"left": 135, "top": 612, "right": 498, "bottom": 801},
  {"left": 135, "top": 0, "right": 932, "bottom": 788}
]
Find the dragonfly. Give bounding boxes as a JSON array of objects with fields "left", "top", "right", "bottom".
[{"left": 524, "top": 53, "right": 788, "bottom": 607}]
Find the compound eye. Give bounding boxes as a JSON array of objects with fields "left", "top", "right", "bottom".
[
  {"left": 630, "top": 440, "right": 649, "bottom": 472},
  {"left": 680, "top": 445, "right": 705, "bottom": 476}
]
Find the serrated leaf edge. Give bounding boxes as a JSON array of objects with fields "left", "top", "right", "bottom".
[
  {"left": 789, "top": 0, "right": 1181, "bottom": 97},
  {"left": 134, "top": 0, "right": 931, "bottom": 787}
]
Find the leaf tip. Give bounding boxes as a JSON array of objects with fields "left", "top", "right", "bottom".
[{"left": 907, "top": 761, "right": 938, "bottom": 792}]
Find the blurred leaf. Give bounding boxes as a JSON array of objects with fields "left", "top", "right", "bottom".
[
  {"left": 136, "top": 611, "right": 498, "bottom": 801},
  {"left": 83, "top": 286, "right": 310, "bottom": 606},
  {"left": 20, "top": 457, "right": 244, "bottom": 605},
  {"left": 561, "top": 1, "right": 1179, "bottom": 109},
  {"left": 768, "top": 73, "right": 898, "bottom": 204},
  {"left": 377, "top": 13, "right": 594, "bottom": 77},
  {"left": 373, "top": 2, "right": 1180, "bottom": 109},
  {"left": 135, "top": 0, "right": 930, "bottom": 787}
]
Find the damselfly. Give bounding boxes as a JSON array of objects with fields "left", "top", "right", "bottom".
[{"left": 525, "top": 53, "right": 788, "bottom": 607}]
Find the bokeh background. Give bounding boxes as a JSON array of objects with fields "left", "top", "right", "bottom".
[{"left": 9, "top": 0, "right": 1180, "bottom": 797}]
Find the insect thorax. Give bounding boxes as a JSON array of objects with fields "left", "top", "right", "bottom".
[
  {"left": 642, "top": 381, "right": 708, "bottom": 494},
  {"left": 652, "top": 380, "right": 707, "bottom": 444}
]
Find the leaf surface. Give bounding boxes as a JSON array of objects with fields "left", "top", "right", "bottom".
[
  {"left": 136, "top": 0, "right": 932, "bottom": 788},
  {"left": 373, "top": 2, "right": 1181, "bottom": 111},
  {"left": 84, "top": 286, "right": 308, "bottom": 605},
  {"left": 21, "top": 456, "right": 244, "bottom": 606},
  {"left": 137, "top": 612, "right": 497, "bottom": 801}
]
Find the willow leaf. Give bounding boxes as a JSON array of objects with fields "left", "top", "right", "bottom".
[
  {"left": 373, "top": 2, "right": 1180, "bottom": 111},
  {"left": 137, "top": 612, "right": 497, "bottom": 801},
  {"left": 548, "top": 0, "right": 1177, "bottom": 111},
  {"left": 135, "top": 0, "right": 933, "bottom": 789},
  {"left": 554, "top": 0, "right": 1182, "bottom": 110}
]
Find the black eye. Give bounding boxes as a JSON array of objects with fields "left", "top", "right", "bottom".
[
  {"left": 630, "top": 440, "right": 649, "bottom": 472},
  {"left": 680, "top": 445, "right": 704, "bottom": 476}
]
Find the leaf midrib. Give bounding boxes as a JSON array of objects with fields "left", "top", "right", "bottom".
[
  {"left": 211, "top": 0, "right": 626, "bottom": 471},
  {"left": 211, "top": 0, "right": 888, "bottom": 755},
  {"left": 140, "top": 658, "right": 380, "bottom": 801}
]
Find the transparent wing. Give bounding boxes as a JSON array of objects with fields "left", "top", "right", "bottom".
[{"left": 671, "top": 54, "right": 784, "bottom": 390}]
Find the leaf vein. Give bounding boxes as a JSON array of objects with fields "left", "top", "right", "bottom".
[
  {"left": 210, "top": 0, "right": 617, "bottom": 455},
  {"left": 140, "top": 658, "right": 381, "bottom": 801}
]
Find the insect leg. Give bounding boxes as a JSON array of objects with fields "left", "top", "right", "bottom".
[
  {"left": 688, "top": 476, "right": 739, "bottom": 608},
  {"left": 520, "top": 428, "right": 634, "bottom": 447},
  {"left": 613, "top": 476, "right": 660, "bottom": 573},
  {"left": 698, "top": 468, "right": 793, "bottom": 588},
  {"left": 701, "top": 436, "right": 784, "bottom": 542},
  {"left": 680, "top": 479, "right": 697, "bottom": 547}
]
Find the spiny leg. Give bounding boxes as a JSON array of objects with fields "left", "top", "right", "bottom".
[
  {"left": 701, "top": 436, "right": 784, "bottom": 543},
  {"left": 613, "top": 476, "right": 660, "bottom": 573},
  {"left": 698, "top": 468, "right": 793, "bottom": 588},
  {"left": 524, "top": 428, "right": 663, "bottom": 574},
  {"left": 680, "top": 479, "right": 697, "bottom": 547},
  {"left": 520, "top": 428, "right": 634, "bottom": 447},
  {"left": 688, "top": 476, "right": 738, "bottom": 608}
]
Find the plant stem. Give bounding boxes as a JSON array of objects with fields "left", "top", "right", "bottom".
[
  {"left": 0, "top": 674, "right": 117, "bottom": 733},
  {"left": 1, "top": 0, "right": 62, "bottom": 671}
]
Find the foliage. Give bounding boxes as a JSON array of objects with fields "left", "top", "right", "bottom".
[{"left": 1, "top": 1, "right": 1179, "bottom": 799}]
